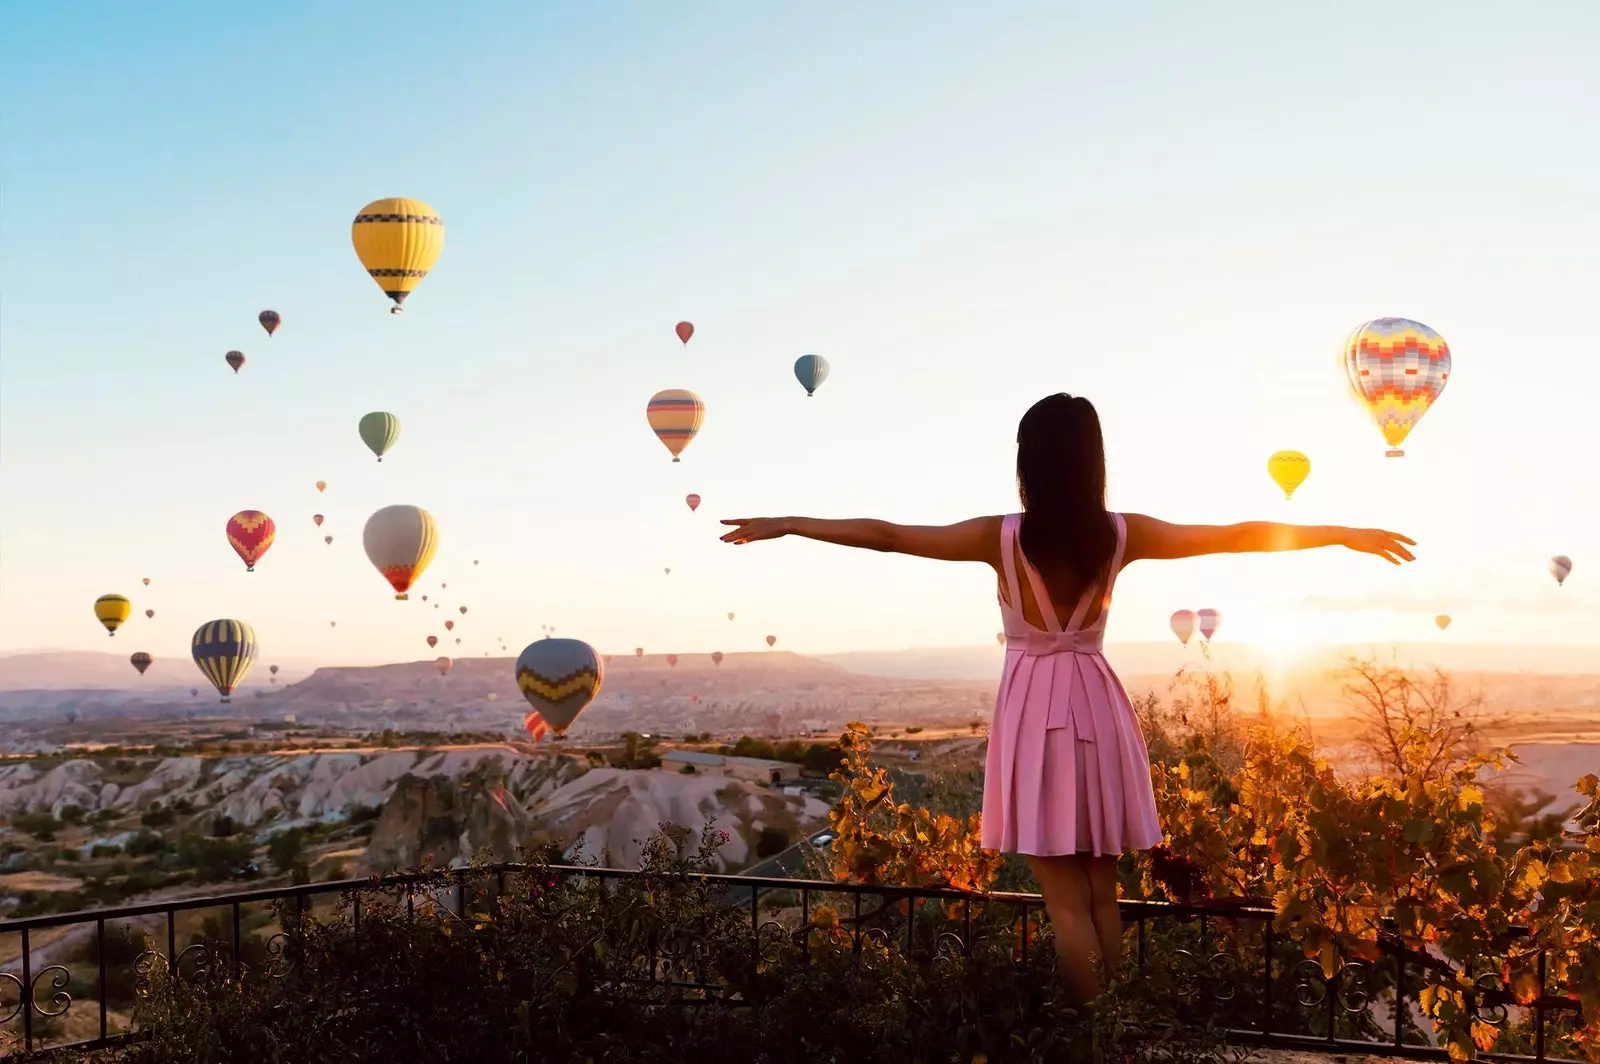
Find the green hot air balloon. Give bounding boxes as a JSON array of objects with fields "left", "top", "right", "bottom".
[
  {"left": 515, "top": 638, "right": 605, "bottom": 735},
  {"left": 794, "top": 354, "right": 830, "bottom": 397},
  {"left": 358, "top": 411, "right": 402, "bottom": 462}
]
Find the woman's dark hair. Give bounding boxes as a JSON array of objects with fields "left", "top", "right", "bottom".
[{"left": 1016, "top": 393, "right": 1115, "bottom": 586}]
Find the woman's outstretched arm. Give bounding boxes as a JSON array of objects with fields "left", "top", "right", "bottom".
[
  {"left": 1123, "top": 513, "right": 1416, "bottom": 565},
  {"left": 719, "top": 515, "right": 1002, "bottom": 564}
]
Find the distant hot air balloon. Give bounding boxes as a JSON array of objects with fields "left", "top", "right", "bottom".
[
  {"left": 459, "top": 606, "right": 468, "bottom": 615},
  {"left": 259, "top": 310, "right": 281, "bottom": 337},
  {"left": 711, "top": 651, "right": 724, "bottom": 666},
  {"left": 95, "top": 594, "right": 131, "bottom": 637},
  {"left": 444, "top": 620, "right": 455, "bottom": 631},
  {"left": 351, "top": 197, "right": 445, "bottom": 314},
  {"left": 794, "top": 354, "right": 830, "bottom": 397},
  {"left": 996, "top": 632, "right": 1004, "bottom": 645},
  {"left": 1267, "top": 451, "right": 1311, "bottom": 500},
  {"left": 646, "top": 389, "right": 705, "bottom": 462},
  {"left": 313, "top": 514, "right": 325, "bottom": 527},
  {"left": 515, "top": 638, "right": 605, "bottom": 734},
  {"left": 225, "top": 350, "right": 246, "bottom": 374},
  {"left": 324, "top": 535, "right": 333, "bottom": 545},
  {"left": 1551, "top": 555, "right": 1573, "bottom": 586},
  {"left": 316, "top": 481, "right": 327, "bottom": 493},
  {"left": 686, "top": 494, "right": 701, "bottom": 512},
  {"left": 269, "top": 664, "right": 279, "bottom": 676},
  {"left": 666, "top": 654, "right": 679, "bottom": 667},
  {"left": 422, "top": 595, "right": 428, "bottom": 602},
  {"left": 766, "top": 635, "right": 777, "bottom": 648},
  {"left": 436, "top": 656, "right": 452, "bottom": 677},
  {"left": 675, "top": 321, "right": 694, "bottom": 345},
  {"left": 664, "top": 568, "right": 671, "bottom": 575},
  {"left": 358, "top": 412, "right": 401, "bottom": 462},
  {"left": 727, "top": 612, "right": 735, "bottom": 621},
  {"left": 1435, "top": 615, "right": 1452, "bottom": 631},
  {"left": 142, "top": 577, "right": 151, "bottom": 586},
  {"left": 635, "top": 647, "right": 644, "bottom": 658},
  {"left": 1197, "top": 609, "right": 1221, "bottom": 643},
  {"left": 1170, "top": 610, "right": 1196, "bottom": 646},
  {"left": 130, "top": 652, "right": 152, "bottom": 676},
  {"left": 1343, "top": 318, "right": 1451, "bottom": 457},
  {"left": 145, "top": 609, "right": 155, "bottom": 619},
  {"left": 330, "top": 621, "right": 336, "bottom": 627},
  {"left": 226, "top": 511, "right": 276, "bottom": 572},
  {"left": 192, "top": 619, "right": 258, "bottom": 703},
  {"left": 363, "top": 505, "right": 439, "bottom": 599},
  {"left": 427, "top": 635, "right": 438, "bottom": 649}
]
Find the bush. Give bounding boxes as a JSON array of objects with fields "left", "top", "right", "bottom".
[
  {"left": 58, "top": 803, "right": 85, "bottom": 825},
  {"left": 125, "top": 831, "right": 170, "bottom": 858},
  {"left": 141, "top": 805, "right": 175, "bottom": 829},
  {"left": 212, "top": 815, "right": 239, "bottom": 838},
  {"left": 11, "top": 811, "right": 60, "bottom": 840}
]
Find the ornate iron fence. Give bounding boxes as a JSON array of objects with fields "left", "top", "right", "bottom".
[{"left": 0, "top": 865, "right": 1585, "bottom": 1060}]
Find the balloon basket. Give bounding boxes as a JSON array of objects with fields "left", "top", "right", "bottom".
[
  {"left": 220, "top": 697, "right": 231, "bottom": 704},
  {"left": 672, "top": 457, "right": 680, "bottom": 463},
  {"left": 1385, "top": 449, "right": 1405, "bottom": 458},
  {"left": 395, "top": 593, "right": 409, "bottom": 601},
  {"left": 390, "top": 306, "right": 404, "bottom": 315}
]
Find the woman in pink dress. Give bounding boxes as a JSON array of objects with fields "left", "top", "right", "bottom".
[{"left": 719, "top": 393, "right": 1415, "bottom": 1001}]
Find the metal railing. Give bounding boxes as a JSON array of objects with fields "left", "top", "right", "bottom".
[{"left": 0, "top": 865, "right": 1585, "bottom": 1060}]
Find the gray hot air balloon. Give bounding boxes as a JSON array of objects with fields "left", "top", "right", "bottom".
[
  {"left": 514, "top": 637, "right": 604, "bottom": 734},
  {"left": 794, "top": 354, "right": 830, "bottom": 397}
]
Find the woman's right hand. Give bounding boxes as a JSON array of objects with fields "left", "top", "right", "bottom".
[{"left": 1343, "top": 528, "right": 1417, "bottom": 564}]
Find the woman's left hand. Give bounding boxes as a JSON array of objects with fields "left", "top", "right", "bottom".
[{"left": 720, "top": 517, "right": 791, "bottom": 544}]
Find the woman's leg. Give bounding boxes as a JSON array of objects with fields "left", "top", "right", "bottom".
[
  {"left": 1026, "top": 854, "right": 1100, "bottom": 1003},
  {"left": 1084, "top": 855, "right": 1124, "bottom": 982}
]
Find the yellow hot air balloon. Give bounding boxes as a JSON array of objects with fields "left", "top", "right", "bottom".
[
  {"left": 351, "top": 197, "right": 446, "bottom": 314},
  {"left": 362, "top": 504, "right": 439, "bottom": 600},
  {"left": 94, "top": 594, "right": 131, "bottom": 637},
  {"left": 1267, "top": 451, "right": 1311, "bottom": 500},
  {"left": 646, "top": 389, "right": 705, "bottom": 462},
  {"left": 1435, "top": 614, "right": 1451, "bottom": 631}
]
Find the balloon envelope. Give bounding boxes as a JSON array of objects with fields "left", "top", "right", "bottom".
[
  {"left": 259, "top": 310, "right": 281, "bottom": 336},
  {"left": 351, "top": 197, "right": 445, "bottom": 313},
  {"left": 515, "top": 638, "right": 604, "bottom": 733},
  {"left": 1267, "top": 451, "right": 1311, "bottom": 500},
  {"left": 1170, "top": 610, "right": 1196, "bottom": 646},
  {"left": 226, "top": 511, "right": 276, "bottom": 571},
  {"left": 191, "top": 619, "right": 258, "bottom": 702},
  {"left": 1551, "top": 555, "right": 1573, "bottom": 586},
  {"left": 95, "top": 594, "right": 131, "bottom": 636},
  {"left": 794, "top": 354, "right": 830, "bottom": 396},
  {"left": 358, "top": 412, "right": 401, "bottom": 461},
  {"left": 646, "top": 389, "right": 705, "bottom": 462},
  {"left": 363, "top": 505, "right": 439, "bottom": 599},
  {"left": 1343, "top": 318, "right": 1451, "bottom": 457}
]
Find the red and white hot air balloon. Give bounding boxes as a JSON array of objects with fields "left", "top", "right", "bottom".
[{"left": 1197, "top": 609, "right": 1221, "bottom": 643}]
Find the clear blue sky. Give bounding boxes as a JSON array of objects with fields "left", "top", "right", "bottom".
[{"left": 3, "top": 0, "right": 1599, "bottom": 669}]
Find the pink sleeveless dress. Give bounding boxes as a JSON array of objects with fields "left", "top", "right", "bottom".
[{"left": 981, "top": 512, "right": 1164, "bottom": 857}]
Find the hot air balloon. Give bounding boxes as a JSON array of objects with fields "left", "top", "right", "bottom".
[
  {"left": 646, "top": 389, "right": 705, "bottom": 462},
  {"left": 794, "top": 354, "right": 829, "bottom": 397},
  {"left": 358, "top": 412, "right": 401, "bottom": 462},
  {"left": 330, "top": 621, "right": 336, "bottom": 627},
  {"left": 766, "top": 635, "right": 777, "bottom": 648},
  {"left": 444, "top": 620, "right": 455, "bottom": 631},
  {"left": 363, "top": 505, "right": 439, "bottom": 599},
  {"left": 436, "top": 656, "right": 452, "bottom": 677},
  {"left": 427, "top": 636, "right": 438, "bottom": 649},
  {"left": 675, "top": 321, "right": 694, "bottom": 345},
  {"left": 259, "top": 310, "right": 281, "bottom": 337},
  {"left": 459, "top": 606, "right": 468, "bottom": 615},
  {"left": 664, "top": 568, "right": 671, "bottom": 576},
  {"left": 226, "top": 510, "right": 276, "bottom": 572},
  {"left": 666, "top": 654, "right": 679, "bottom": 667},
  {"left": 316, "top": 481, "right": 327, "bottom": 493},
  {"left": 313, "top": 514, "right": 324, "bottom": 527},
  {"left": 515, "top": 638, "right": 604, "bottom": 734},
  {"left": 635, "top": 647, "right": 644, "bottom": 658},
  {"left": 1267, "top": 451, "right": 1311, "bottom": 500},
  {"left": 1170, "top": 610, "right": 1196, "bottom": 646},
  {"left": 130, "top": 652, "right": 152, "bottom": 676},
  {"left": 192, "top": 619, "right": 258, "bottom": 703},
  {"left": 422, "top": 595, "right": 429, "bottom": 602},
  {"left": 225, "top": 350, "right": 246, "bottom": 374},
  {"left": 1551, "top": 556, "right": 1573, "bottom": 586},
  {"left": 145, "top": 609, "right": 155, "bottom": 619},
  {"left": 324, "top": 535, "right": 334, "bottom": 545},
  {"left": 1197, "top": 609, "right": 1221, "bottom": 643},
  {"left": 1343, "top": 318, "right": 1451, "bottom": 457},
  {"left": 351, "top": 197, "right": 446, "bottom": 314},
  {"left": 269, "top": 664, "right": 279, "bottom": 676},
  {"left": 727, "top": 612, "right": 735, "bottom": 621},
  {"left": 142, "top": 577, "right": 151, "bottom": 586},
  {"left": 1435, "top": 615, "right": 1452, "bottom": 631},
  {"left": 95, "top": 594, "right": 131, "bottom": 636},
  {"left": 995, "top": 632, "right": 1004, "bottom": 645},
  {"left": 686, "top": 494, "right": 701, "bottom": 512},
  {"left": 711, "top": 651, "right": 724, "bottom": 666}
]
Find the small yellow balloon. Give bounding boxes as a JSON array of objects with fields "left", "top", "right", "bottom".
[{"left": 1267, "top": 450, "right": 1311, "bottom": 500}]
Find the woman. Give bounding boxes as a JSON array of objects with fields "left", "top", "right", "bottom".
[{"left": 719, "top": 393, "right": 1415, "bottom": 1002}]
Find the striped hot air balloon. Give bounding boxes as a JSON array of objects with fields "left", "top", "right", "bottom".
[
  {"left": 1343, "top": 318, "right": 1451, "bottom": 458},
  {"left": 226, "top": 511, "right": 276, "bottom": 572},
  {"left": 1197, "top": 609, "right": 1221, "bottom": 643},
  {"left": 95, "top": 594, "right": 131, "bottom": 636},
  {"left": 794, "top": 354, "right": 830, "bottom": 397},
  {"left": 1551, "top": 556, "right": 1573, "bottom": 586},
  {"left": 358, "top": 412, "right": 401, "bottom": 462},
  {"left": 515, "top": 638, "right": 604, "bottom": 734},
  {"left": 646, "top": 389, "right": 705, "bottom": 462},
  {"left": 191, "top": 619, "right": 258, "bottom": 703},
  {"left": 129, "top": 652, "right": 152, "bottom": 676},
  {"left": 351, "top": 197, "right": 445, "bottom": 314},
  {"left": 362, "top": 505, "right": 439, "bottom": 599}
]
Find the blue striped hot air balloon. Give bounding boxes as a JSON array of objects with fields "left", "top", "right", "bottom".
[
  {"left": 514, "top": 638, "right": 604, "bottom": 734},
  {"left": 191, "top": 619, "right": 259, "bottom": 703},
  {"left": 794, "top": 354, "right": 829, "bottom": 397}
]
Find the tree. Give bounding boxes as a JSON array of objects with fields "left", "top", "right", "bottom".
[
  {"left": 731, "top": 736, "right": 776, "bottom": 760},
  {"left": 212, "top": 814, "right": 239, "bottom": 837},
  {"left": 1338, "top": 653, "right": 1497, "bottom": 781},
  {"left": 267, "top": 828, "right": 305, "bottom": 874},
  {"left": 140, "top": 804, "right": 175, "bottom": 829},
  {"left": 755, "top": 827, "right": 790, "bottom": 858},
  {"left": 57, "top": 804, "right": 85, "bottom": 825}
]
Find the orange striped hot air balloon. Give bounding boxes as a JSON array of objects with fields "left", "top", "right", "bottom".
[
  {"left": 226, "top": 511, "right": 276, "bottom": 572},
  {"left": 646, "top": 389, "right": 704, "bottom": 462}
]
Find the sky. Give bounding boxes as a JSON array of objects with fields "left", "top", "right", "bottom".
[{"left": 3, "top": 1, "right": 1600, "bottom": 669}]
